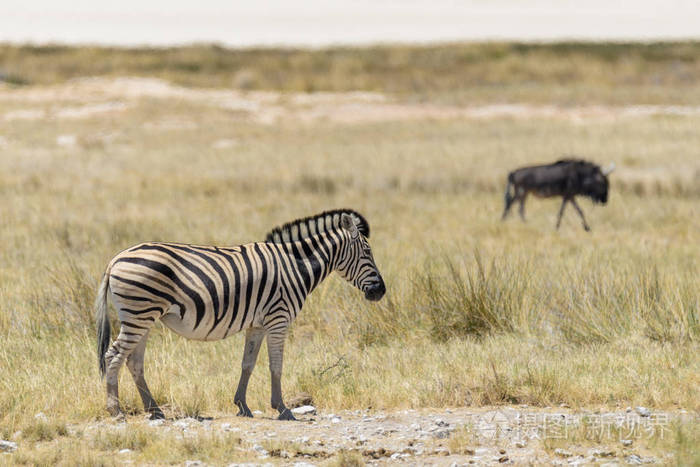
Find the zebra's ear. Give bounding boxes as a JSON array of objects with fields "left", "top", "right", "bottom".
[{"left": 340, "top": 213, "right": 359, "bottom": 238}]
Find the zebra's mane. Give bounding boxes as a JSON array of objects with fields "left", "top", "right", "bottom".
[{"left": 265, "top": 209, "right": 370, "bottom": 243}]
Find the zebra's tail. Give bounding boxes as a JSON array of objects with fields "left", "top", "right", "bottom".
[{"left": 95, "top": 269, "right": 111, "bottom": 378}]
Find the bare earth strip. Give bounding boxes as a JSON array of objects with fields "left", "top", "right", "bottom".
[
  {"left": 72, "top": 407, "right": 694, "bottom": 465},
  {"left": 3, "top": 77, "right": 700, "bottom": 125}
]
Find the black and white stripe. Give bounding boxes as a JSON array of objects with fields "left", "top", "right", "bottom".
[{"left": 96, "top": 209, "right": 385, "bottom": 420}]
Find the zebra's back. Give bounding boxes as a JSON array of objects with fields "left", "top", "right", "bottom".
[{"left": 107, "top": 241, "right": 285, "bottom": 341}]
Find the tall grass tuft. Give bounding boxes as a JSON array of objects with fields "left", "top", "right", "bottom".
[{"left": 420, "top": 253, "right": 530, "bottom": 341}]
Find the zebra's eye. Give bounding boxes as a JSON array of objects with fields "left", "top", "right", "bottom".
[{"left": 363, "top": 247, "right": 371, "bottom": 256}]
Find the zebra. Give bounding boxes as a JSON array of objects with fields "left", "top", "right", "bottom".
[{"left": 95, "top": 209, "right": 385, "bottom": 421}]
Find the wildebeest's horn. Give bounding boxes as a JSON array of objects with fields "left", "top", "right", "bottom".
[{"left": 602, "top": 162, "right": 616, "bottom": 175}]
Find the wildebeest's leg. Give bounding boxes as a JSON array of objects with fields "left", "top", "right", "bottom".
[
  {"left": 570, "top": 198, "right": 591, "bottom": 231},
  {"left": 125, "top": 330, "right": 164, "bottom": 420},
  {"left": 234, "top": 327, "right": 265, "bottom": 417},
  {"left": 556, "top": 197, "right": 569, "bottom": 230},
  {"left": 518, "top": 192, "right": 528, "bottom": 221},
  {"left": 267, "top": 329, "right": 296, "bottom": 421},
  {"left": 105, "top": 324, "right": 151, "bottom": 419},
  {"left": 501, "top": 180, "right": 515, "bottom": 220}
]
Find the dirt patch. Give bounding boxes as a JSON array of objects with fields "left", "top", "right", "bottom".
[
  {"left": 75, "top": 407, "right": 690, "bottom": 465},
  {"left": 3, "top": 77, "right": 700, "bottom": 125}
]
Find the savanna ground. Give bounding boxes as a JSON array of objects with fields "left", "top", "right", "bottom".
[{"left": 0, "top": 43, "right": 698, "bottom": 465}]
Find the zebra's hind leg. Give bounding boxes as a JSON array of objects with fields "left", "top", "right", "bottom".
[
  {"left": 234, "top": 328, "right": 265, "bottom": 418},
  {"left": 125, "top": 330, "right": 164, "bottom": 420},
  {"left": 105, "top": 324, "right": 150, "bottom": 419},
  {"left": 267, "top": 330, "right": 296, "bottom": 421}
]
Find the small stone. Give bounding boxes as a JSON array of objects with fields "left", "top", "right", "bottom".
[
  {"left": 253, "top": 410, "right": 263, "bottom": 416},
  {"left": 499, "top": 449, "right": 506, "bottom": 454},
  {"left": 435, "top": 418, "right": 449, "bottom": 427},
  {"left": 184, "top": 461, "right": 203, "bottom": 467},
  {"left": 119, "top": 449, "right": 131, "bottom": 454},
  {"left": 621, "top": 439, "right": 633, "bottom": 447},
  {"left": 591, "top": 448, "right": 615, "bottom": 458},
  {"left": 253, "top": 444, "right": 269, "bottom": 456},
  {"left": 149, "top": 419, "right": 165, "bottom": 427},
  {"left": 56, "top": 135, "right": 77, "bottom": 147},
  {"left": 390, "top": 453, "right": 401, "bottom": 460},
  {"left": 434, "top": 447, "right": 450, "bottom": 456},
  {"left": 291, "top": 405, "right": 316, "bottom": 416},
  {"left": 635, "top": 407, "right": 651, "bottom": 417},
  {"left": 433, "top": 429, "right": 451, "bottom": 439},
  {"left": 515, "top": 441, "right": 526, "bottom": 448},
  {"left": 331, "top": 416, "right": 341, "bottom": 424},
  {"left": 0, "top": 440, "right": 18, "bottom": 453},
  {"left": 555, "top": 448, "right": 573, "bottom": 458},
  {"left": 498, "top": 455, "right": 509, "bottom": 463},
  {"left": 626, "top": 454, "right": 643, "bottom": 464}
]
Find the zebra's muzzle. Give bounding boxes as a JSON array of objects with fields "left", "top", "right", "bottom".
[{"left": 364, "top": 278, "right": 386, "bottom": 301}]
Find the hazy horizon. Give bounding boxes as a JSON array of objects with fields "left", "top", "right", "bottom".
[{"left": 1, "top": 0, "right": 699, "bottom": 47}]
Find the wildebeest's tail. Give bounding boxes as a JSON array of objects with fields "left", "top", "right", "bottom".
[{"left": 95, "top": 269, "right": 111, "bottom": 378}]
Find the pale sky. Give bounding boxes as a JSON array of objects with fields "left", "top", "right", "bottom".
[{"left": 1, "top": 0, "right": 698, "bottom": 46}]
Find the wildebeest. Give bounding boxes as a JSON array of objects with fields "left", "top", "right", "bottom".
[{"left": 501, "top": 159, "right": 615, "bottom": 231}]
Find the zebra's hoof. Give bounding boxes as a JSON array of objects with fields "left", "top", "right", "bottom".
[
  {"left": 277, "top": 408, "right": 297, "bottom": 421},
  {"left": 149, "top": 410, "right": 165, "bottom": 420}
]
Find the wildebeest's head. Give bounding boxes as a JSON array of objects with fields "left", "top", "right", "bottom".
[{"left": 582, "top": 162, "right": 615, "bottom": 204}]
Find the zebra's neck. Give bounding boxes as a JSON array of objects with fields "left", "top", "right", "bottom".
[{"left": 274, "top": 228, "right": 348, "bottom": 298}]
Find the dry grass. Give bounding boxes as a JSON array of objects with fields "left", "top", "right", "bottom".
[
  {"left": 2, "top": 42, "right": 700, "bottom": 104},
  {"left": 0, "top": 43, "right": 698, "bottom": 463}
]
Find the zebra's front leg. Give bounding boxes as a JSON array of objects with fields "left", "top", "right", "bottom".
[
  {"left": 234, "top": 328, "right": 265, "bottom": 418},
  {"left": 266, "top": 329, "right": 296, "bottom": 421}
]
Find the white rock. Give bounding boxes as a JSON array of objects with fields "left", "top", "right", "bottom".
[
  {"left": 390, "top": 453, "right": 401, "bottom": 460},
  {"left": 253, "top": 444, "right": 269, "bottom": 456},
  {"left": 0, "top": 440, "right": 18, "bottom": 452},
  {"left": 515, "top": 440, "right": 526, "bottom": 448},
  {"left": 56, "top": 135, "right": 77, "bottom": 147},
  {"left": 626, "top": 454, "right": 643, "bottom": 464},
  {"left": 184, "top": 461, "right": 203, "bottom": 467},
  {"left": 635, "top": 407, "right": 651, "bottom": 417},
  {"left": 291, "top": 405, "right": 317, "bottom": 416},
  {"left": 253, "top": 410, "right": 263, "bottom": 416},
  {"left": 621, "top": 439, "right": 633, "bottom": 446},
  {"left": 148, "top": 419, "right": 165, "bottom": 427},
  {"left": 331, "top": 417, "right": 341, "bottom": 424}
]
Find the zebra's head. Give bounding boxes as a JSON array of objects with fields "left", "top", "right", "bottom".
[{"left": 336, "top": 213, "right": 386, "bottom": 302}]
